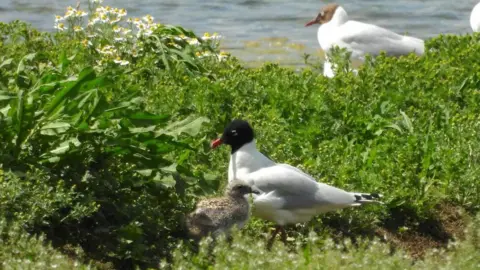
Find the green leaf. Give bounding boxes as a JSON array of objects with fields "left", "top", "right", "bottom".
[
  {"left": 400, "top": 110, "right": 414, "bottom": 133},
  {"left": 40, "top": 121, "right": 71, "bottom": 135},
  {"left": 0, "top": 58, "right": 13, "bottom": 69},
  {"left": 0, "top": 94, "right": 15, "bottom": 101},
  {"left": 48, "top": 138, "right": 81, "bottom": 155},
  {"left": 129, "top": 112, "right": 170, "bottom": 122},
  {"left": 157, "top": 116, "right": 209, "bottom": 138},
  {"left": 136, "top": 169, "right": 153, "bottom": 177},
  {"left": 43, "top": 67, "right": 96, "bottom": 117},
  {"left": 154, "top": 173, "right": 176, "bottom": 188}
]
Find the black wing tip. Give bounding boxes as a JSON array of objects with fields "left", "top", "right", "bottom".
[{"left": 355, "top": 192, "right": 383, "bottom": 202}]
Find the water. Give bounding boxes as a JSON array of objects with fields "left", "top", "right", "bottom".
[{"left": 0, "top": 0, "right": 478, "bottom": 67}]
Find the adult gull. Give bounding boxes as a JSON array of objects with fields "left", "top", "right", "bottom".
[{"left": 211, "top": 119, "right": 382, "bottom": 247}]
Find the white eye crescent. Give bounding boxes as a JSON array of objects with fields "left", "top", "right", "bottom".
[{"left": 232, "top": 130, "right": 238, "bottom": 136}]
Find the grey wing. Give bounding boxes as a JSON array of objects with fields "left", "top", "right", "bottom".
[
  {"left": 247, "top": 166, "right": 356, "bottom": 210},
  {"left": 338, "top": 21, "right": 424, "bottom": 57}
]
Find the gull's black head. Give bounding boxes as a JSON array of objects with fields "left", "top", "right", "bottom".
[{"left": 211, "top": 119, "right": 255, "bottom": 154}]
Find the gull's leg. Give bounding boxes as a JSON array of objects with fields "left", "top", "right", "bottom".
[
  {"left": 280, "top": 227, "right": 287, "bottom": 245},
  {"left": 266, "top": 226, "right": 281, "bottom": 250}
]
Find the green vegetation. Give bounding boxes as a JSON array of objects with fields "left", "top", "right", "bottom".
[{"left": 1, "top": 2, "right": 480, "bottom": 269}]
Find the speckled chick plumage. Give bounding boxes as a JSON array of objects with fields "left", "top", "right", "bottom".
[{"left": 186, "top": 181, "right": 258, "bottom": 240}]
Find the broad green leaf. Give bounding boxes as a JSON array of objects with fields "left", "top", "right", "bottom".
[
  {"left": 154, "top": 173, "right": 176, "bottom": 188},
  {"left": 129, "top": 112, "right": 170, "bottom": 122},
  {"left": 129, "top": 126, "right": 156, "bottom": 133},
  {"left": 48, "top": 137, "right": 81, "bottom": 155},
  {"left": 136, "top": 169, "right": 153, "bottom": 177},
  {"left": 0, "top": 104, "right": 10, "bottom": 117},
  {"left": 41, "top": 121, "right": 71, "bottom": 130},
  {"left": 16, "top": 53, "right": 36, "bottom": 74},
  {"left": 386, "top": 124, "right": 403, "bottom": 133},
  {"left": 0, "top": 58, "right": 13, "bottom": 69},
  {"left": 157, "top": 116, "right": 209, "bottom": 138},
  {"left": 400, "top": 110, "right": 414, "bottom": 133},
  {"left": 161, "top": 163, "right": 177, "bottom": 174},
  {"left": 43, "top": 67, "right": 96, "bottom": 117},
  {"left": 40, "top": 121, "right": 71, "bottom": 135},
  {"left": 0, "top": 94, "right": 15, "bottom": 101}
]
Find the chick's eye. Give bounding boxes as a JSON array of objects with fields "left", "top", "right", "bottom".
[{"left": 231, "top": 130, "right": 238, "bottom": 136}]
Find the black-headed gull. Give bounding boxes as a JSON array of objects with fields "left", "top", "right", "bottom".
[
  {"left": 304, "top": 3, "right": 424, "bottom": 77},
  {"left": 471, "top": 2, "right": 480, "bottom": 32},
  {"left": 211, "top": 120, "right": 382, "bottom": 248},
  {"left": 186, "top": 180, "right": 260, "bottom": 241}
]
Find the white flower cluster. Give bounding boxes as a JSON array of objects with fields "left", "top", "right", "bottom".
[
  {"left": 127, "top": 15, "right": 160, "bottom": 38},
  {"left": 53, "top": 2, "right": 229, "bottom": 67}
]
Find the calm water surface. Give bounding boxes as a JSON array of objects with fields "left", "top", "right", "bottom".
[{"left": 0, "top": 0, "right": 478, "bottom": 67}]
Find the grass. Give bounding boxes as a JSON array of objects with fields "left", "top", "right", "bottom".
[{"left": 0, "top": 1, "right": 480, "bottom": 269}]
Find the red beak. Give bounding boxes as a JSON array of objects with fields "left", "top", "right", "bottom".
[
  {"left": 210, "top": 138, "right": 223, "bottom": 149},
  {"left": 305, "top": 19, "right": 318, "bottom": 27}
]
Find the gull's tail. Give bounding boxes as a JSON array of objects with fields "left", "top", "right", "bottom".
[{"left": 351, "top": 192, "right": 383, "bottom": 205}]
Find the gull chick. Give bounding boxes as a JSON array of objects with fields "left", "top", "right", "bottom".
[{"left": 186, "top": 181, "right": 260, "bottom": 241}]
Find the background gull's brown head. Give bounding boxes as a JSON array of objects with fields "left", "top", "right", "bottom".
[{"left": 305, "top": 3, "right": 340, "bottom": 26}]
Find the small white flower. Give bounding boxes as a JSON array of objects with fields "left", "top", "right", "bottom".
[
  {"left": 195, "top": 51, "right": 212, "bottom": 58},
  {"left": 97, "top": 45, "right": 117, "bottom": 55},
  {"left": 187, "top": 38, "right": 200, "bottom": 45},
  {"left": 81, "top": 39, "right": 92, "bottom": 47},
  {"left": 217, "top": 51, "right": 229, "bottom": 61},
  {"left": 130, "top": 48, "right": 139, "bottom": 57},
  {"left": 90, "top": 0, "right": 103, "bottom": 3},
  {"left": 96, "top": 7, "right": 106, "bottom": 13},
  {"left": 114, "top": 57, "right": 129, "bottom": 66},
  {"left": 173, "top": 34, "right": 188, "bottom": 41},
  {"left": 113, "top": 26, "right": 122, "bottom": 33},
  {"left": 54, "top": 22, "right": 67, "bottom": 31},
  {"left": 110, "top": 17, "right": 121, "bottom": 24},
  {"left": 73, "top": 26, "right": 84, "bottom": 32},
  {"left": 138, "top": 29, "right": 153, "bottom": 37},
  {"left": 142, "top": 15, "right": 154, "bottom": 23},
  {"left": 88, "top": 16, "right": 101, "bottom": 26},
  {"left": 167, "top": 42, "right": 182, "bottom": 49},
  {"left": 99, "top": 13, "right": 109, "bottom": 23},
  {"left": 75, "top": 10, "right": 88, "bottom": 17},
  {"left": 54, "top": 15, "right": 64, "bottom": 22},
  {"left": 118, "top": 8, "right": 127, "bottom": 17},
  {"left": 201, "top": 32, "right": 222, "bottom": 40},
  {"left": 64, "top": 6, "right": 76, "bottom": 19},
  {"left": 114, "top": 37, "right": 126, "bottom": 42}
]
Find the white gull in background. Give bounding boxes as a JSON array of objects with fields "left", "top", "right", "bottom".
[
  {"left": 304, "top": 3, "right": 424, "bottom": 78},
  {"left": 211, "top": 120, "right": 382, "bottom": 248},
  {"left": 471, "top": 2, "right": 480, "bottom": 32}
]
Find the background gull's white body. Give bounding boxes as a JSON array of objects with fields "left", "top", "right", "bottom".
[
  {"left": 315, "top": 6, "right": 424, "bottom": 77},
  {"left": 471, "top": 2, "right": 480, "bottom": 32}
]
